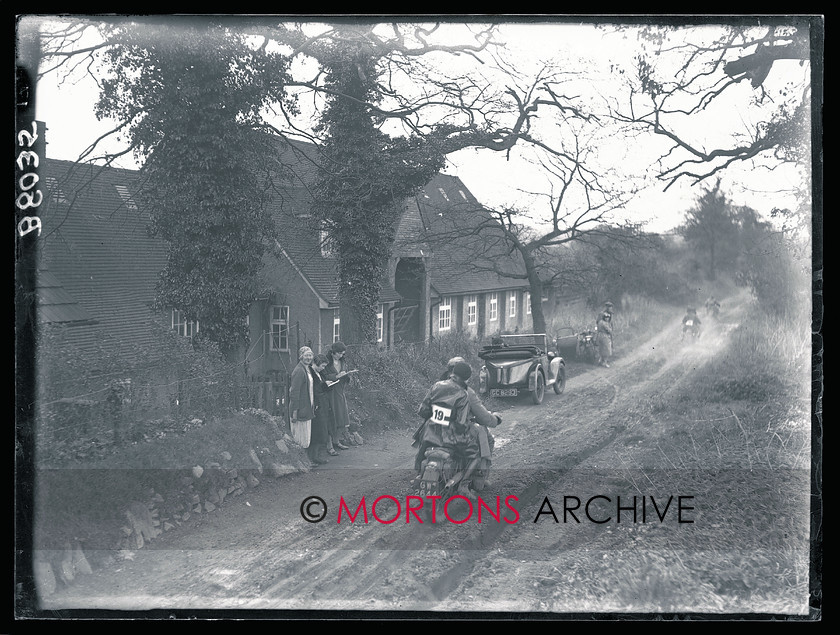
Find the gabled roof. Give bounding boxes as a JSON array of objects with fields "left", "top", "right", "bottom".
[
  {"left": 262, "top": 139, "right": 401, "bottom": 306},
  {"left": 411, "top": 173, "right": 530, "bottom": 296}
]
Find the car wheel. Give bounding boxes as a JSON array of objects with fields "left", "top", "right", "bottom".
[
  {"left": 553, "top": 366, "right": 566, "bottom": 394},
  {"left": 531, "top": 372, "right": 545, "bottom": 405}
]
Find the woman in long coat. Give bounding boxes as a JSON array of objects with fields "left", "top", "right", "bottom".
[
  {"left": 323, "top": 341, "right": 352, "bottom": 449},
  {"left": 308, "top": 354, "right": 333, "bottom": 464},
  {"left": 289, "top": 346, "right": 315, "bottom": 453}
]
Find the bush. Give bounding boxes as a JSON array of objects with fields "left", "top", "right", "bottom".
[
  {"left": 346, "top": 331, "right": 486, "bottom": 432},
  {"left": 35, "top": 320, "right": 246, "bottom": 464},
  {"left": 736, "top": 230, "right": 810, "bottom": 318}
]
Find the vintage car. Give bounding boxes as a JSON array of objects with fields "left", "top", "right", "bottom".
[{"left": 477, "top": 333, "right": 566, "bottom": 405}]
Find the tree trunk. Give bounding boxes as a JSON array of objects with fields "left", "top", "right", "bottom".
[
  {"left": 521, "top": 248, "right": 547, "bottom": 334},
  {"left": 338, "top": 282, "right": 378, "bottom": 347}
]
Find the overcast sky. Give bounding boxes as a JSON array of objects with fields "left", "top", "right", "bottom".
[{"left": 23, "top": 16, "right": 814, "bottom": 235}]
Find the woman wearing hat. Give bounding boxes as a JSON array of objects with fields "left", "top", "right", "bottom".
[
  {"left": 289, "top": 346, "right": 315, "bottom": 455},
  {"left": 308, "top": 354, "right": 334, "bottom": 465},
  {"left": 595, "top": 301, "right": 614, "bottom": 368},
  {"left": 323, "top": 341, "right": 355, "bottom": 449}
]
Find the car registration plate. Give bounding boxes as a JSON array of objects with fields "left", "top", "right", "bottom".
[{"left": 491, "top": 388, "right": 518, "bottom": 397}]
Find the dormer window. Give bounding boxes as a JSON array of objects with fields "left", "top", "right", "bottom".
[
  {"left": 320, "top": 228, "right": 336, "bottom": 258},
  {"left": 115, "top": 184, "right": 137, "bottom": 210},
  {"left": 438, "top": 187, "right": 449, "bottom": 201},
  {"left": 45, "top": 176, "right": 68, "bottom": 204}
]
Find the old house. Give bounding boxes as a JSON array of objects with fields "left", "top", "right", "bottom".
[
  {"left": 33, "top": 137, "right": 536, "bottom": 394},
  {"left": 396, "top": 173, "right": 534, "bottom": 342},
  {"left": 34, "top": 159, "right": 169, "bottom": 367}
]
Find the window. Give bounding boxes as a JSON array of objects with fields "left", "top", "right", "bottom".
[
  {"left": 320, "top": 228, "right": 336, "bottom": 258},
  {"left": 459, "top": 189, "right": 467, "bottom": 200},
  {"left": 376, "top": 305, "right": 384, "bottom": 343},
  {"left": 333, "top": 309, "right": 341, "bottom": 342},
  {"left": 45, "top": 176, "right": 67, "bottom": 204},
  {"left": 437, "top": 187, "right": 449, "bottom": 201},
  {"left": 438, "top": 296, "right": 452, "bottom": 331},
  {"left": 115, "top": 184, "right": 137, "bottom": 210},
  {"left": 171, "top": 309, "right": 199, "bottom": 338},
  {"left": 509, "top": 292, "right": 517, "bottom": 318},
  {"left": 524, "top": 291, "right": 531, "bottom": 315},
  {"left": 489, "top": 292, "right": 498, "bottom": 321},
  {"left": 466, "top": 295, "right": 477, "bottom": 325},
  {"left": 270, "top": 306, "right": 289, "bottom": 351}
]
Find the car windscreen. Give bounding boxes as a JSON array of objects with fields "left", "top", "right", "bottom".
[{"left": 499, "top": 334, "right": 546, "bottom": 349}]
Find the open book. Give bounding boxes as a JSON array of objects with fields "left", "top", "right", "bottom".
[{"left": 326, "top": 369, "right": 358, "bottom": 387}]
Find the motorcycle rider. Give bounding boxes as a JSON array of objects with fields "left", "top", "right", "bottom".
[
  {"left": 705, "top": 295, "right": 721, "bottom": 317},
  {"left": 439, "top": 356, "right": 467, "bottom": 381},
  {"left": 681, "top": 307, "right": 702, "bottom": 339},
  {"left": 595, "top": 301, "right": 614, "bottom": 367},
  {"left": 412, "top": 361, "right": 501, "bottom": 498}
]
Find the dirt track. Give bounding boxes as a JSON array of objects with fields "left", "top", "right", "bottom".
[{"left": 38, "top": 295, "right": 811, "bottom": 615}]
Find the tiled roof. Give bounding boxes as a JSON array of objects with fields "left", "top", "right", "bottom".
[
  {"left": 263, "top": 139, "right": 401, "bottom": 305},
  {"left": 413, "top": 173, "right": 529, "bottom": 295},
  {"left": 35, "top": 139, "right": 524, "bottom": 363},
  {"left": 35, "top": 268, "right": 97, "bottom": 325},
  {"left": 36, "top": 159, "right": 168, "bottom": 363}
]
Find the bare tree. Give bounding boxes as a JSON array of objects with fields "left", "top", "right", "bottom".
[
  {"left": 29, "top": 17, "right": 644, "bottom": 345},
  {"left": 609, "top": 20, "right": 815, "bottom": 192},
  {"left": 412, "top": 120, "right": 640, "bottom": 335}
]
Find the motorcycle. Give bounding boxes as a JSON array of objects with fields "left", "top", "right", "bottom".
[
  {"left": 412, "top": 414, "right": 500, "bottom": 523},
  {"left": 681, "top": 318, "right": 701, "bottom": 340},
  {"left": 576, "top": 328, "right": 599, "bottom": 364}
]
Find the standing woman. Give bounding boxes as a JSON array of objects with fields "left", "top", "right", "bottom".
[
  {"left": 323, "top": 341, "right": 353, "bottom": 449},
  {"left": 595, "top": 301, "right": 614, "bottom": 368},
  {"left": 289, "top": 346, "right": 315, "bottom": 457},
  {"left": 308, "top": 354, "right": 333, "bottom": 465}
]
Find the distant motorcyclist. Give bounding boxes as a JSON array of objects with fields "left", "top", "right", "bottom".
[
  {"left": 595, "top": 301, "right": 614, "bottom": 367},
  {"left": 412, "top": 361, "right": 501, "bottom": 497},
  {"left": 705, "top": 295, "right": 721, "bottom": 317},
  {"left": 681, "top": 307, "right": 702, "bottom": 339}
]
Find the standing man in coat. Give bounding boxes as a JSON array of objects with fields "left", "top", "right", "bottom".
[{"left": 595, "top": 301, "right": 614, "bottom": 368}]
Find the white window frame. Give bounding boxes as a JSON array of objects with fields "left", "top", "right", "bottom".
[
  {"left": 171, "top": 309, "right": 199, "bottom": 338},
  {"left": 524, "top": 291, "right": 531, "bottom": 315},
  {"left": 509, "top": 292, "right": 517, "bottom": 318},
  {"left": 115, "top": 184, "right": 137, "bottom": 210},
  {"left": 45, "top": 176, "right": 68, "bottom": 204},
  {"left": 269, "top": 305, "right": 289, "bottom": 351},
  {"left": 376, "top": 305, "right": 384, "bottom": 343},
  {"left": 489, "top": 292, "right": 498, "bottom": 321},
  {"left": 466, "top": 295, "right": 477, "bottom": 326},
  {"left": 333, "top": 309, "right": 341, "bottom": 343},
  {"left": 320, "top": 228, "right": 336, "bottom": 258},
  {"left": 438, "top": 296, "right": 452, "bottom": 331}
]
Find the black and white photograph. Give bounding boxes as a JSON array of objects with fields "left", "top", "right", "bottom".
[{"left": 14, "top": 14, "right": 821, "bottom": 620}]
